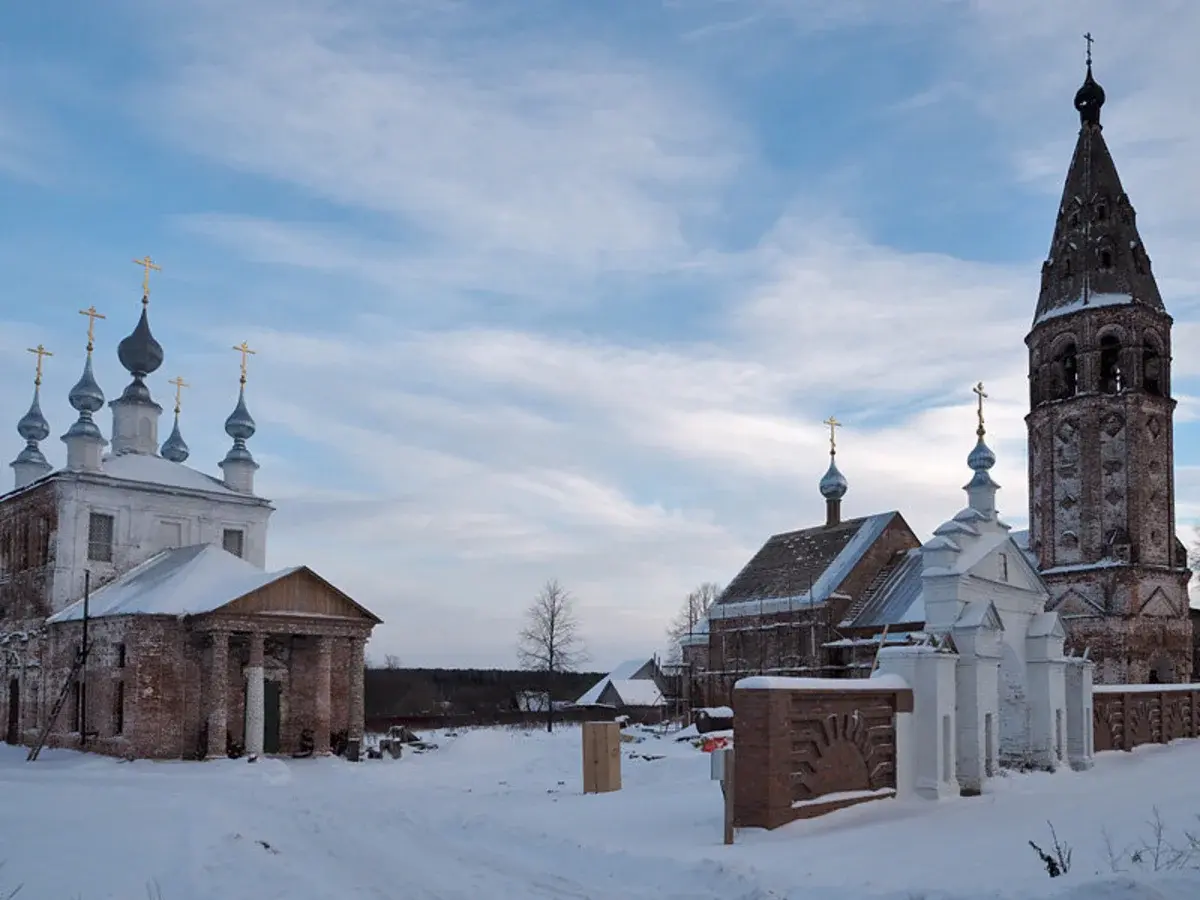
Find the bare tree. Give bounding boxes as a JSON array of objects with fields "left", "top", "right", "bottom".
[
  {"left": 665, "top": 582, "right": 723, "bottom": 662},
  {"left": 517, "top": 579, "right": 587, "bottom": 731},
  {"left": 383, "top": 653, "right": 403, "bottom": 669}
]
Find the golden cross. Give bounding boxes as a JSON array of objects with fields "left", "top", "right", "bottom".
[
  {"left": 973, "top": 381, "right": 988, "bottom": 436},
  {"left": 233, "top": 341, "right": 256, "bottom": 384},
  {"left": 823, "top": 415, "right": 841, "bottom": 455},
  {"left": 132, "top": 255, "right": 162, "bottom": 301},
  {"left": 79, "top": 305, "right": 106, "bottom": 351},
  {"left": 168, "top": 376, "right": 189, "bottom": 414},
  {"left": 27, "top": 344, "right": 52, "bottom": 386}
]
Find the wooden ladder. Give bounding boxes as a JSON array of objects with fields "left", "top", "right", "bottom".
[{"left": 26, "top": 651, "right": 85, "bottom": 762}]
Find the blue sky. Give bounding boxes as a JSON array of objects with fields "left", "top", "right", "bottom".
[{"left": 2, "top": 0, "right": 1198, "bottom": 669}]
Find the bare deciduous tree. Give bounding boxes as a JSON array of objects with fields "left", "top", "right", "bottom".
[
  {"left": 665, "top": 582, "right": 723, "bottom": 663},
  {"left": 517, "top": 579, "right": 587, "bottom": 731},
  {"left": 383, "top": 653, "right": 403, "bottom": 669}
]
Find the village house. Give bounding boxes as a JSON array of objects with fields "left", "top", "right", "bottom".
[{"left": 2, "top": 273, "right": 380, "bottom": 760}]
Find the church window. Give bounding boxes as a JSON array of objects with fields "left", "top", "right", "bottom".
[
  {"left": 113, "top": 681, "right": 125, "bottom": 735},
  {"left": 87, "top": 513, "right": 114, "bottom": 563},
  {"left": 222, "top": 529, "right": 245, "bottom": 559},
  {"left": 1062, "top": 258, "right": 1072, "bottom": 279},
  {"left": 999, "top": 553, "right": 1009, "bottom": 581},
  {"left": 116, "top": 643, "right": 126, "bottom": 669},
  {"left": 1143, "top": 341, "right": 1164, "bottom": 395},
  {"left": 1096, "top": 204, "right": 1108, "bottom": 222},
  {"left": 1099, "top": 335, "right": 1123, "bottom": 393},
  {"left": 1069, "top": 211, "right": 1079, "bottom": 227},
  {"left": 1054, "top": 342, "right": 1078, "bottom": 399},
  {"left": 1100, "top": 249, "right": 1113, "bottom": 269}
]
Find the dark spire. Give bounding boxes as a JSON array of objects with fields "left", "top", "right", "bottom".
[{"left": 1033, "top": 59, "right": 1164, "bottom": 324}]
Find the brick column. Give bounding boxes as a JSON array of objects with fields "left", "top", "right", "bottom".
[
  {"left": 245, "top": 633, "right": 265, "bottom": 757},
  {"left": 206, "top": 631, "right": 230, "bottom": 759},
  {"left": 313, "top": 636, "right": 332, "bottom": 755},
  {"left": 348, "top": 637, "right": 365, "bottom": 742}
]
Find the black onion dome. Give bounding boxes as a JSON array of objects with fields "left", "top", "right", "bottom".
[
  {"left": 1074, "top": 64, "right": 1106, "bottom": 125},
  {"left": 117, "top": 307, "right": 164, "bottom": 378}
]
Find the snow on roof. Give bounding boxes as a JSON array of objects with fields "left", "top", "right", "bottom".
[
  {"left": 47, "top": 544, "right": 299, "bottom": 622},
  {"left": 609, "top": 679, "right": 664, "bottom": 707},
  {"left": 608, "top": 659, "right": 653, "bottom": 680},
  {"left": 846, "top": 548, "right": 925, "bottom": 630},
  {"left": 99, "top": 453, "right": 243, "bottom": 496},
  {"left": 1034, "top": 291, "right": 1132, "bottom": 326}
]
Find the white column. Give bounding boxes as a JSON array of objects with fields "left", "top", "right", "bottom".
[
  {"left": 877, "top": 645, "right": 960, "bottom": 800},
  {"left": 244, "top": 633, "right": 265, "bottom": 757},
  {"left": 1064, "top": 657, "right": 1094, "bottom": 771}
]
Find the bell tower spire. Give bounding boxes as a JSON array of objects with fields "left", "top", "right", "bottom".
[
  {"left": 10, "top": 345, "right": 54, "bottom": 489},
  {"left": 1025, "top": 57, "right": 1190, "bottom": 685}
]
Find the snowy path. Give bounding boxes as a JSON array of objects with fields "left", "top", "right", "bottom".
[{"left": 3, "top": 727, "right": 1200, "bottom": 899}]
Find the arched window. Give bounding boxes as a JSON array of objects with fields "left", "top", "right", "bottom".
[
  {"left": 1096, "top": 204, "right": 1108, "bottom": 222},
  {"left": 1100, "top": 249, "right": 1113, "bottom": 269},
  {"left": 1099, "top": 334, "right": 1123, "bottom": 393},
  {"left": 1054, "top": 342, "right": 1078, "bottom": 399},
  {"left": 1063, "top": 258, "right": 1072, "bottom": 279},
  {"left": 1143, "top": 341, "right": 1164, "bottom": 395}
]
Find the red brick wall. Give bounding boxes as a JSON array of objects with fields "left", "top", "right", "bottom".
[{"left": 733, "top": 683, "right": 912, "bottom": 830}]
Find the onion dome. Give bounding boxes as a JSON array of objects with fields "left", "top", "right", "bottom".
[
  {"left": 819, "top": 458, "right": 848, "bottom": 500},
  {"left": 160, "top": 414, "right": 190, "bottom": 463},
  {"left": 17, "top": 387, "right": 50, "bottom": 445},
  {"left": 117, "top": 305, "right": 164, "bottom": 379},
  {"left": 1074, "top": 62, "right": 1105, "bottom": 126},
  {"left": 224, "top": 387, "right": 257, "bottom": 442}
]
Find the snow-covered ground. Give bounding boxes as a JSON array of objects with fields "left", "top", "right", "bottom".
[{"left": 3, "top": 725, "right": 1200, "bottom": 899}]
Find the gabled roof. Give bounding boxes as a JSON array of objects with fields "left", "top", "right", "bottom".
[
  {"left": 954, "top": 599, "right": 1004, "bottom": 632},
  {"left": 47, "top": 544, "right": 378, "bottom": 624},
  {"left": 713, "top": 512, "right": 903, "bottom": 618},
  {"left": 1027, "top": 612, "right": 1066, "bottom": 639},
  {"left": 844, "top": 548, "right": 924, "bottom": 630},
  {"left": 98, "top": 453, "right": 246, "bottom": 496}
]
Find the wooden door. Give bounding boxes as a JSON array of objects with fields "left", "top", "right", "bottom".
[
  {"left": 263, "top": 681, "right": 282, "bottom": 755},
  {"left": 6, "top": 679, "right": 19, "bottom": 744}
]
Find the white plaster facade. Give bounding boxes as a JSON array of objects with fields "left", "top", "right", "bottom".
[{"left": 47, "top": 467, "right": 272, "bottom": 615}]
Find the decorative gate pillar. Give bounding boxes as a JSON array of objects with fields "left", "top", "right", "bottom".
[{"left": 348, "top": 637, "right": 365, "bottom": 743}]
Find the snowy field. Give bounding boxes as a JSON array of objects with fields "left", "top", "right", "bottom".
[{"left": 3, "top": 726, "right": 1200, "bottom": 899}]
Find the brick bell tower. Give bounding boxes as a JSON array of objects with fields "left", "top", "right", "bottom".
[{"left": 1025, "top": 49, "right": 1193, "bottom": 684}]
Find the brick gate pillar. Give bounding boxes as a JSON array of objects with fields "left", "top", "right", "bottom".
[
  {"left": 245, "top": 633, "right": 266, "bottom": 757},
  {"left": 313, "top": 636, "right": 332, "bottom": 755},
  {"left": 348, "top": 636, "right": 365, "bottom": 742},
  {"left": 206, "top": 631, "right": 230, "bottom": 759}
]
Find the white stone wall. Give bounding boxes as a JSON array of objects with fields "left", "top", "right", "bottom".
[{"left": 49, "top": 476, "right": 273, "bottom": 613}]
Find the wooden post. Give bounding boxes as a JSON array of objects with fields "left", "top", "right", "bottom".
[
  {"left": 582, "top": 721, "right": 621, "bottom": 794},
  {"left": 723, "top": 747, "right": 735, "bottom": 845}
]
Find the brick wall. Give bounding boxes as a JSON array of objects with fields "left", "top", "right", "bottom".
[
  {"left": 733, "top": 681, "right": 913, "bottom": 830},
  {"left": 1093, "top": 684, "right": 1200, "bottom": 751}
]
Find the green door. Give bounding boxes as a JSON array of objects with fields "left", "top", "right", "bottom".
[{"left": 263, "top": 681, "right": 282, "bottom": 755}]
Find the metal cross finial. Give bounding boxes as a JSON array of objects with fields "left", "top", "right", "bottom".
[
  {"left": 27, "top": 344, "right": 53, "bottom": 386},
  {"left": 168, "top": 376, "right": 189, "bottom": 415},
  {"left": 973, "top": 381, "right": 988, "bottom": 437},
  {"left": 79, "top": 306, "right": 106, "bottom": 352},
  {"left": 233, "top": 341, "right": 256, "bottom": 385},
  {"left": 1084, "top": 32, "right": 1094, "bottom": 67},
  {"left": 132, "top": 255, "right": 162, "bottom": 303},
  {"left": 823, "top": 415, "right": 841, "bottom": 456}
]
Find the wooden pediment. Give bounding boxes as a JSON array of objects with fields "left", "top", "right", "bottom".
[{"left": 220, "top": 567, "right": 382, "bottom": 623}]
